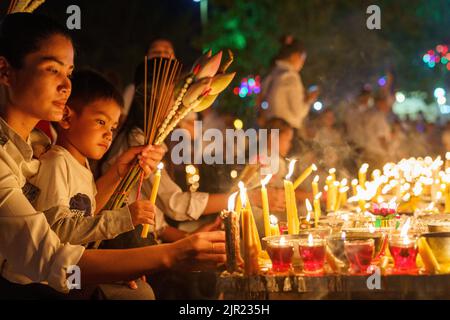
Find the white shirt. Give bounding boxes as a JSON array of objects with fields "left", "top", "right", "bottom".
[
  {"left": 363, "top": 109, "right": 392, "bottom": 157},
  {"left": 0, "top": 118, "right": 84, "bottom": 293},
  {"left": 262, "top": 60, "right": 310, "bottom": 129},
  {"left": 30, "top": 145, "right": 134, "bottom": 245}
]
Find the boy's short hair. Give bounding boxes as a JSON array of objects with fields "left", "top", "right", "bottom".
[
  {"left": 265, "top": 117, "right": 293, "bottom": 134},
  {"left": 67, "top": 70, "right": 124, "bottom": 115}
]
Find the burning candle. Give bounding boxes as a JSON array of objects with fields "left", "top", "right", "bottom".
[
  {"left": 221, "top": 192, "right": 240, "bottom": 273},
  {"left": 241, "top": 187, "right": 259, "bottom": 276},
  {"left": 312, "top": 175, "right": 319, "bottom": 197},
  {"left": 260, "top": 174, "right": 273, "bottom": 238},
  {"left": 359, "top": 163, "right": 369, "bottom": 188},
  {"left": 351, "top": 179, "right": 358, "bottom": 197},
  {"left": 269, "top": 215, "right": 280, "bottom": 236},
  {"left": 389, "top": 218, "right": 418, "bottom": 272},
  {"left": 284, "top": 160, "right": 299, "bottom": 235},
  {"left": 298, "top": 233, "right": 326, "bottom": 274},
  {"left": 305, "top": 199, "right": 313, "bottom": 229},
  {"left": 141, "top": 162, "right": 164, "bottom": 238},
  {"left": 293, "top": 164, "right": 317, "bottom": 190},
  {"left": 329, "top": 168, "right": 336, "bottom": 182},
  {"left": 267, "top": 236, "right": 294, "bottom": 272},
  {"left": 313, "top": 192, "right": 322, "bottom": 228}
]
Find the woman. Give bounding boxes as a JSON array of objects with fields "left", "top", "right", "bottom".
[
  {"left": 0, "top": 12, "right": 225, "bottom": 298},
  {"left": 260, "top": 35, "right": 318, "bottom": 132}
]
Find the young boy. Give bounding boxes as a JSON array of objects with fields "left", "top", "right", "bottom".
[{"left": 30, "top": 70, "right": 161, "bottom": 247}]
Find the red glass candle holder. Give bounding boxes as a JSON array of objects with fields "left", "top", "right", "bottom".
[
  {"left": 344, "top": 238, "right": 374, "bottom": 274},
  {"left": 298, "top": 237, "right": 326, "bottom": 274},
  {"left": 389, "top": 235, "right": 418, "bottom": 272},
  {"left": 266, "top": 238, "right": 294, "bottom": 272}
]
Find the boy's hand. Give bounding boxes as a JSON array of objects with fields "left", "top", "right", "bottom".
[
  {"left": 114, "top": 145, "right": 166, "bottom": 179},
  {"left": 129, "top": 200, "right": 155, "bottom": 226}
]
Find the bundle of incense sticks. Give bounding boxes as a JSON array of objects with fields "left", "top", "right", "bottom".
[{"left": 8, "top": 0, "right": 45, "bottom": 13}]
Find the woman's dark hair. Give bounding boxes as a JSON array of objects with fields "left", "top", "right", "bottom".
[
  {"left": 276, "top": 35, "right": 305, "bottom": 60},
  {"left": 68, "top": 69, "right": 124, "bottom": 114},
  {"left": 0, "top": 13, "right": 72, "bottom": 69}
]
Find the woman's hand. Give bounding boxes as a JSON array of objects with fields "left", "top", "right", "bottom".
[
  {"left": 170, "top": 231, "right": 226, "bottom": 271},
  {"left": 192, "top": 216, "right": 223, "bottom": 234},
  {"left": 113, "top": 145, "right": 166, "bottom": 179}
]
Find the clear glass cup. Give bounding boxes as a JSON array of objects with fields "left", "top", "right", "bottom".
[
  {"left": 298, "top": 237, "right": 326, "bottom": 274},
  {"left": 344, "top": 238, "right": 374, "bottom": 274},
  {"left": 266, "top": 238, "right": 294, "bottom": 272}
]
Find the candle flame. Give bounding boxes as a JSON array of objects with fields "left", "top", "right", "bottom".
[
  {"left": 340, "top": 179, "right": 348, "bottom": 187},
  {"left": 157, "top": 162, "right": 164, "bottom": 170},
  {"left": 312, "top": 164, "right": 318, "bottom": 171},
  {"left": 351, "top": 179, "right": 358, "bottom": 186},
  {"left": 305, "top": 199, "right": 313, "bottom": 212},
  {"left": 285, "top": 159, "right": 297, "bottom": 180},
  {"left": 228, "top": 192, "right": 238, "bottom": 211},
  {"left": 400, "top": 218, "right": 411, "bottom": 245},
  {"left": 329, "top": 168, "right": 336, "bottom": 175},
  {"left": 261, "top": 174, "right": 273, "bottom": 187},
  {"left": 280, "top": 236, "right": 286, "bottom": 245},
  {"left": 308, "top": 233, "right": 314, "bottom": 246},
  {"left": 269, "top": 214, "right": 278, "bottom": 225},
  {"left": 360, "top": 163, "right": 369, "bottom": 173},
  {"left": 306, "top": 212, "right": 311, "bottom": 222},
  {"left": 341, "top": 231, "right": 346, "bottom": 240},
  {"left": 446, "top": 152, "right": 450, "bottom": 161},
  {"left": 315, "top": 192, "right": 322, "bottom": 200},
  {"left": 313, "top": 175, "right": 320, "bottom": 183}
]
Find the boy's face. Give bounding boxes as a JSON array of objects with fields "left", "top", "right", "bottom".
[
  {"left": 63, "top": 99, "right": 121, "bottom": 160},
  {"left": 0, "top": 34, "right": 74, "bottom": 122}
]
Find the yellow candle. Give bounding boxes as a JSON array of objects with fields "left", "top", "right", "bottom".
[
  {"left": 325, "top": 176, "right": 333, "bottom": 211},
  {"left": 445, "top": 184, "right": 450, "bottom": 213},
  {"left": 293, "top": 164, "right": 317, "bottom": 190},
  {"left": 313, "top": 193, "right": 322, "bottom": 228},
  {"left": 141, "top": 162, "right": 163, "bottom": 238},
  {"left": 305, "top": 199, "right": 313, "bottom": 228},
  {"left": 331, "top": 181, "right": 339, "bottom": 211},
  {"left": 312, "top": 175, "right": 319, "bottom": 197},
  {"left": 261, "top": 174, "right": 273, "bottom": 238},
  {"left": 269, "top": 215, "right": 280, "bottom": 236},
  {"left": 284, "top": 160, "right": 298, "bottom": 234},
  {"left": 329, "top": 168, "right": 336, "bottom": 182},
  {"left": 359, "top": 163, "right": 369, "bottom": 188},
  {"left": 357, "top": 185, "right": 366, "bottom": 212},
  {"left": 351, "top": 179, "right": 358, "bottom": 197}
]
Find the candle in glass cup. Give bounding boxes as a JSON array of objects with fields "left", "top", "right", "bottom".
[
  {"left": 267, "top": 236, "right": 294, "bottom": 272},
  {"left": 389, "top": 236, "right": 418, "bottom": 271},
  {"left": 390, "top": 218, "right": 417, "bottom": 271},
  {"left": 344, "top": 238, "right": 374, "bottom": 274},
  {"left": 298, "top": 234, "right": 326, "bottom": 274}
]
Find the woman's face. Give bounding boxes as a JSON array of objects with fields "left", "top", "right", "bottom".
[{"left": 1, "top": 34, "right": 74, "bottom": 122}]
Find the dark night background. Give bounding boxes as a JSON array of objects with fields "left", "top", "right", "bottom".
[{"left": 2, "top": 0, "right": 450, "bottom": 120}]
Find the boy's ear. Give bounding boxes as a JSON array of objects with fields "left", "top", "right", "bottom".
[
  {"left": 0, "top": 57, "right": 12, "bottom": 87},
  {"left": 59, "top": 105, "right": 75, "bottom": 129}
]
